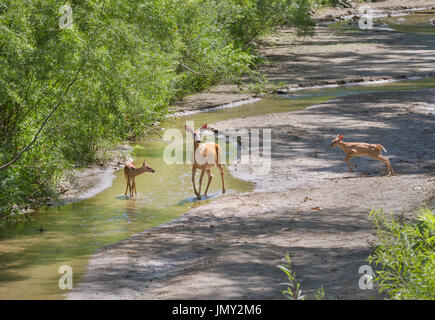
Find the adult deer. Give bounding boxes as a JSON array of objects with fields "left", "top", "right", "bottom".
[
  {"left": 185, "top": 124, "right": 225, "bottom": 200},
  {"left": 330, "top": 134, "right": 394, "bottom": 175},
  {"left": 124, "top": 159, "right": 155, "bottom": 198}
]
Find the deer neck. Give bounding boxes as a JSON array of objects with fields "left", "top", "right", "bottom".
[
  {"left": 194, "top": 141, "right": 201, "bottom": 150},
  {"left": 337, "top": 140, "right": 349, "bottom": 151},
  {"left": 130, "top": 166, "right": 147, "bottom": 177}
]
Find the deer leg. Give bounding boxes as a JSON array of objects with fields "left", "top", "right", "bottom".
[
  {"left": 129, "top": 178, "right": 133, "bottom": 198},
  {"left": 388, "top": 159, "right": 394, "bottom": 175},
  {"left": 132, "top": 178, "right": 137, "bottom": 197},
  {"left": 191, "top": 167, "right": 199, "bottom": 197},
  {"left": 125, "top": 177, "right": 130, "bottom": 196},
  {"left": 127, "top": 177, "right": 133, "bottom": 198},
  {"left": 345, "top": 155, "right": 355, "bottom": 172},
  {"left": 204, "top": 169, "right": 213, "bottom": 198},
  {"left": 197, "top": 168, "right": 205, "bottom": 200},
  {"left": 371, "top": 155, "right": 393, "bottom": 175},
  {"left": 217, "top": 164, "right": 225, "bottom": 194}
]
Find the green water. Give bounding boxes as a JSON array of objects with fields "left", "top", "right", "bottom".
[
  {"left": 378, "top": 11, "right": 435, "bottom": 34},
  {"left": 0, "top": 77, "right": 434, "bottom": 299},
  {"left": 329, "top": 10, "right": 435, "bottom": 34}
]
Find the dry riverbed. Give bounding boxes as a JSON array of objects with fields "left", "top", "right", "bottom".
[
  {"left": 67, "top": 1, "right": 435, "bottom": 300},
  {"left": 175, "top": 0, "right": 435, "bottom": 113},
  {"left": 68, "top": 88, "right": 434, "bottom": 300}
]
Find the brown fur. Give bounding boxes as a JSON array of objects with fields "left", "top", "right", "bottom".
[
  {"left": 186, "top": 124, "right": 225, "bottom": 200},
  {"left": 330, "top": 134, "right": 393, "bottom": 175},
  {"left": 124, "top": 160, "right": 155, "bottom": 198}
]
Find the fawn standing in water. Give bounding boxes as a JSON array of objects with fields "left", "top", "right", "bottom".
[{"left": 124, "top": 160, "right": 155, "bottom": 198}]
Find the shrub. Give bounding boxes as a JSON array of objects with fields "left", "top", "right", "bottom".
[
  {"left": 369, "top": 207, "right": 435, "bottom": 300},
  {"left": 278, "top": 253, "right": 305, "bottom": 300},
  {"left": 0, "top": 0, "right": 315, "bottom": 217}
]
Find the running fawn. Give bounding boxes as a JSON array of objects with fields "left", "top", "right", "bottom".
[{"left": 330, "top": 134, "right": 393, "bottom": 175}]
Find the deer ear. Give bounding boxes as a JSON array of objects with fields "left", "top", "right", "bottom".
[
  {"left": 200, "top": 124, "right": 207, "bottom": 130},
  {"left": 185, "top": 125, "right": 193, "bottom": 133},
  {"left": 338, "top": 134, "right": 344, "bottom": 140}
]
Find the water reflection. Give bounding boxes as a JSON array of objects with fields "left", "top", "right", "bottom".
[{"left": 125, "top": 199, "right": 136, "bottom": 215}]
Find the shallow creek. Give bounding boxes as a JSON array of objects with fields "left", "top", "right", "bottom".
[{"left": 0, "top": 77, "right": 433, "bottom": 299}]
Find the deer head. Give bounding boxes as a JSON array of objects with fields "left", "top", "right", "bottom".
[
  {"left": 330, "top": 134, "right": 344, "bottom": 147},
  {"left": 185, "top": 124, "right": 207, "bottom": 143},
  {"left": 142, "top": 160, "right": 155, "bottom": 173}
]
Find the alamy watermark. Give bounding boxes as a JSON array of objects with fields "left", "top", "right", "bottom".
[
  {"left": 163, "top": 121, "right": 272, "bottom": 175},
  {"left": 358, "top": 6, "right": 373, "bottom": 30},
  {"left": 58, "top": 265, "right": 73, "bottom": 290},
  {"left": 59, "top": 5, "right": 73, "bottom": 29},
  {"left": 358, "top": 265, "right": 374, "bottom": 290}
]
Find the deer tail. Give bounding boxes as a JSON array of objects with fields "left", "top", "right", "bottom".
[{"left": 377, "top": 144, "right": 387, "bottom": 153}]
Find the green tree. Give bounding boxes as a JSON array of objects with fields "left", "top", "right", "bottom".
[{"left": 0, "top": 0, "right": 315, "bottom": 217}]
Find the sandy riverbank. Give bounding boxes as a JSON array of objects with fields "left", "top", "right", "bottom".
[
  {"left": 67, "top": 87, "right": 434, "bottom": 300},
  {"left": 174, "top": 0, "right": 435, "bottom": 113},
  {"left": 67, "top": 1, "right": 435, "bottom": 300}
]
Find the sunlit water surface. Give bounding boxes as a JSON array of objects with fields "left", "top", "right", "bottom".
[{"left": 0, "top": 77, "right": 433, "bottom": 299}]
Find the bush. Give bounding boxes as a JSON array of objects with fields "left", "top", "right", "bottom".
[
  {"left": 0, "top": 0, "right": 315, "bottom": 217},
  {"left": 369, "top": 207, "right": 435, "bottom": 300}
]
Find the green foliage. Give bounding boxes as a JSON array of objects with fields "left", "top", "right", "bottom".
[
  {"left": 313, "top": 0, "right": 353, "bottom": 8},
  {"left": 217, "top": 0, "right": 314, "bottom": 45},
  {"left": 369, "top": 207, "right": 435, "bottom": 300},
  {"left": 278, "top": 253, "right": 305, "bottom": 300},
  {"left": 314, "top": 286, "right": 325, "bottom": 300},
  {"left": 244, "top": 75, "right": 286, "bottom": 94},
  {"left": 0, "top": 0, "right": 315, "bottom": 218}
]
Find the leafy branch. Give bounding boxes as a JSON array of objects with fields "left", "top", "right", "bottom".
[{"left": 0, "top": 63, "right": 85, "bottom": 171}]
